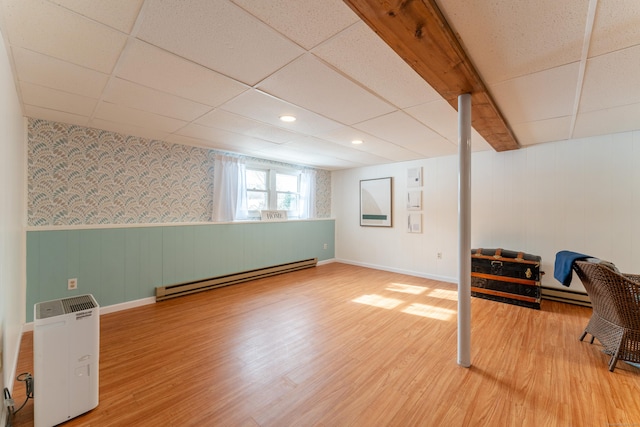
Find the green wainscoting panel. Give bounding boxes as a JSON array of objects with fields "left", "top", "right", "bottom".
[
  {"left": 192, "top": 225, "right": 214, "bottom": 281},
  {"left": 78, "top": 229, "right": 102, "bottom": 305},
  {"left": 101, "top": 228, "right": 126, "bottom": 307},
  {"left": 38, "top": 231, "right": 68, "bottom": 303},
  {"left": 25, "top": 232, "right": 40, "bottom": 318},
  {"left": 26, "top": 220, "right": 335, "bottom": 322}
]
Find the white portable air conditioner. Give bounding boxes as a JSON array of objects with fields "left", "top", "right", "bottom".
[{"left": 34, "top": 294, "right": 99, "bottom": 427}]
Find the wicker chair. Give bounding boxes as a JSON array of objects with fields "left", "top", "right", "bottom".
[{"left": 573, "top": 260, "right": 640, "bottom": 371}]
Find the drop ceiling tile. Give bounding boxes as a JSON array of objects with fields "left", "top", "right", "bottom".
[
  {"left": 406, "top": 99, "right": 458, "bottom": 141},
  {"left": 94, "top": 101, "right": 187, "bottom": 133},
  {"left": 24, "top": 105, "right": 90, "bottom": 127},
  {"left": 470, "top": 130, "right": 493, "bottom": 152},
  {"left": 580, "top": 45, "right": 640, "bottom": 113},
  {"left": 220, "top": 89, "right": 343, "bottom": 135},
  {"left": 176, "top": 123, "right": 278, "bottom": 152},
  {"left": 511, "top": 117, "right": 572, "bottom": 146},
  {"left": 589, "top": 0, "right": 640, "bottom": 57},
  {"left": 136, "top": 0, "right": 304, "bottom": 86},
  {"left": 195, "top": 109, "right": 297, "bottom": 144},
  {"left": 243, "top": 125, "right": 299, "bottom": 144},
  {"left": 115, "top": 40, "right": 249, "bottom": 107},
  {"left": 2, "top": 0, "right": 127, "bottom": 73},
  {"left": 354, "top": 110, "right": 457, "bottom": 157},
  {"left": 165, "top": 133, "right": 231, "bottom": 151},
  {"left": 319, "top": 126, "right": 422, "bottom": 162},
  {"left": 573, "top": 102, "right": 640, "bottom": 139},
  {"left": 195, "top": 109, "right": 263, "bottom": 132},
  {"left": 48, "top": 0, "right": 144, "bottom": 33},
  {"left": 20, "top": 82, "right": 97, "bottom": 116},
  {"left": 406, "top": 100, "right": 498, "bottom": 152},
  {"left": 255, "top": 145, "right": 362, "bottom": 169},
  {"left": 175, "top": 122, "right": 236, "bottom": 142},
  {"left": 406, "top": 137, "right": 458, "bottom": 158},
  {"left": 354, "top": 110, "right": 441, "bottom": 148},
  {"left": 490, "top": 62, "right": 579, "bottom": 124},
  {"left": 337, "top": 150, "right": 390, "bottom": 166},
  {"left": 12, "top": 47, "right": 109, "bottom": 98},
  {"left": 436, "top": 0, "right": 588, "bottom": 83},
  {"left": 231, "top": 0, "right": 359, "bottom": 50},
  {"left": 313, "top": 22, "right": 441, "bottom": 109},
  {"left": 284, "top": 136, "right": 391, "bottom": 165},
  {"left": 103, "top": 78, "right": 213, "bottom": 122},
  {"left": 89, "top": 118, "right": 170, "bottom": 141},
  {"left": 258, "top": 54, "right": 395, "bottom": 125}
]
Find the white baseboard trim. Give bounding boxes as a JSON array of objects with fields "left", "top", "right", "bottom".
[
  {"left": 22, "top": 296, "right": 156, "bottom": 333},
  {"left": 334, "top": 258, "right": 457, "bottom": 285},
  {"left": 99, "top": 296, "right": 156, "bottom": 315},
  {"left": 317, "top": 258, "right": 336, "bottom": 266}
]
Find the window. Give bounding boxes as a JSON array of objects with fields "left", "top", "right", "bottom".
[
  {"left": 276, "top": 172, "right": 299, "bottom": 213},
  {"left": 245, "top": 167, "right": 301, "bottom": 218},
  {"left": 246, "top": 169, "right": 268, "bottom": 212}
]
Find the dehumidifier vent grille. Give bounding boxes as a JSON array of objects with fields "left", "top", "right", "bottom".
[{"left": 62, "top": 295, "right": 97, "bottom": 313}]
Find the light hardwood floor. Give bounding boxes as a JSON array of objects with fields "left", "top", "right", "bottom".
[{"left": 10, "top": 263, "right": 640, "bottom": 426}]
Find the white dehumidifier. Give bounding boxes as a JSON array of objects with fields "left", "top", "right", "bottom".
[{"left": 34, "top": 294, "right": 99, "bottom": 427}]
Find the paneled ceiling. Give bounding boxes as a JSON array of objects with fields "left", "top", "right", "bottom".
[{"left": 0, "top": 0, "right": 638, "bottom": 170}]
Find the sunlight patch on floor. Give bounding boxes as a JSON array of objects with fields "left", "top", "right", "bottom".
[
  {"left": 427, "top": 288, "right": 458, "bottom": 301},
  {"left": 402, "top": 303, "right": 455, "bottom": 320},
  {"left": 352, "top": 294, "right": 403, "bottom": 309},
  {"left": 385, "top": 282, "right": 428, "bottom": 295}
]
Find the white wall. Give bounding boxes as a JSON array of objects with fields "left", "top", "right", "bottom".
[
  {"left": 333, "top": 156, "right": 459, "bottom": 282},
  {"left": 332, "top": 130, "right": 640, "bottom": 292},
  {"left": 0, "top": 23, "right": 26, "bottom": 405}
]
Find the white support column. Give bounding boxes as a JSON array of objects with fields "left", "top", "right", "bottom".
[{"left": 457, "top": 93, "right": 472, "bottom": 368}]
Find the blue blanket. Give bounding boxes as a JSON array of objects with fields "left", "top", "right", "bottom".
[{"left": 554, "top": 250, "right": 590, "bottom": 287}]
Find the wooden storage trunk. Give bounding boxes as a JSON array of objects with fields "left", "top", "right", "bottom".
[{"left": 471, "top": 248, "right": 542, "bottom": 310}]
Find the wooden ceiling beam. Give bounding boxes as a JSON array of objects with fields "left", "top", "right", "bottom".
[{"left": 343, "top": 0, "right": 519, "bottom": 152}]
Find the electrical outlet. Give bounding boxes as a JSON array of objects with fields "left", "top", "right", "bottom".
[
  {"left": 437, "top": 252, "right": 443, "bottom": 259},
  {"left": 323, "top": 243, "right": 328, "bottom": 250},
  {"left": 68, "top": 278, "right": 78, "bottom": 290}
]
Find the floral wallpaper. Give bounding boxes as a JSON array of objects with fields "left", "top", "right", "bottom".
[
  {"left": 314, "top": 169, "right": 331, "bottom": 218},
  {"left": 28, "top": 119, "right": 331, "bottom": 226}
]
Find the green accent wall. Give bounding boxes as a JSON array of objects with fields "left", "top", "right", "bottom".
[{"left": 26, "top": 220, "right": 335, "bottom": 322}]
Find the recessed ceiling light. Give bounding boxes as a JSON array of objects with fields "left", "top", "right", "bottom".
[
  {"left": 352, "top": 139, "right": 364, "bottom": 145},
  {"left": 279, "top": 115, "right": 296, "bottom": 122}
]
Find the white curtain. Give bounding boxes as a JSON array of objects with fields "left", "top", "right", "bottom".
[
  {"left": 298, "top": 168, "right": 316, "bottom": 219},
  {"left": 212, "top": 154, "right": 247, "bottom": 222}
]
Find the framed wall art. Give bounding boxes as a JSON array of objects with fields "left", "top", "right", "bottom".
[
  {"left": 407, "top": 190, "right": 422, "bottom": 211},
  {"left": 360, "top": 177, "right": 392, "bottom": 227},
  {"left": 407, "top": 213, "right": 422, "bottom": 233},
  {"left": 407, "top": 166, "right": 422, "bottom": 187}
]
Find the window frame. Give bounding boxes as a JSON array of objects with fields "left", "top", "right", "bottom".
[{"left": 244, "top": 165, "right": 302, "bottom": 219}]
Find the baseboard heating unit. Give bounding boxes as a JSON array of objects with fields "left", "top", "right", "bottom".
[
  {"left": 156, "top": 258, "right": 318, "bottom": 302},
  {"left": 541, "top": 286, "right": 591, "bottom": 307}
]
